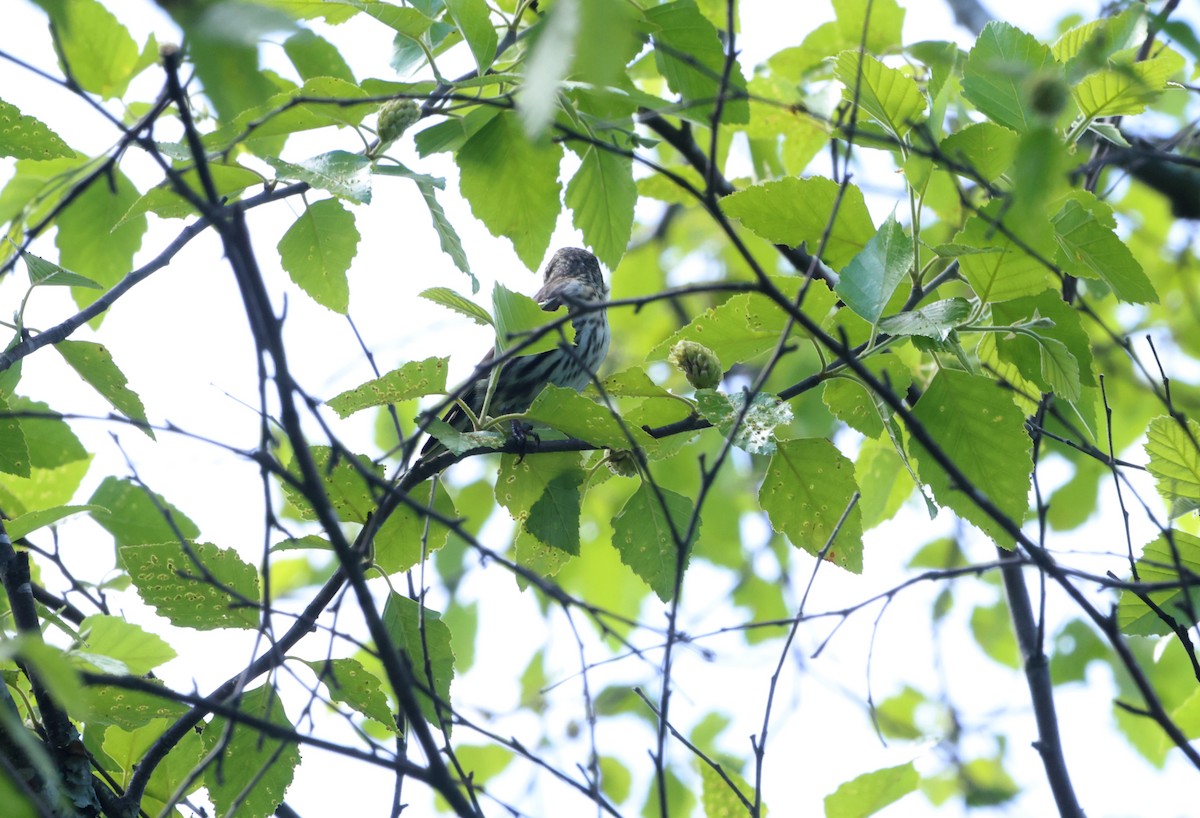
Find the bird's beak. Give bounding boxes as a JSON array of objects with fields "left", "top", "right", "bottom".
[{"left": 539, "top": 295, "right": 562, "bottom": 311}]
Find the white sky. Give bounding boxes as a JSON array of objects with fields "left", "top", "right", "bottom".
[{"left": 3, "top": 1, "right": 1198, "bottom": 817}]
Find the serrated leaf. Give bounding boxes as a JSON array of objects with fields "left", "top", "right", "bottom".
[
  {"left": 0, "top": 395, "right": 29, "bottom": 477},
  {"left": 420, "top": 287, "right": 493, "bottom": 326},
  {"left": 23, "top": 252, "right": 101, "bottom": 288},
  {"left": 722, "top": 177, "right": 875, "bottom": 269},
  {"left": 823, "top": 355, "right": 912, "bottom": 439},
  {"left": 55, "top": 340, "right": 152, "bottom": 437},
  {"left": 5, "top": 504, "right": 105, "bottom": 540},
  {"left": 588, "top": 367, "right": 676, "bottom": 401},
  {"left": 283, "top": 29, "right": 356, "bottom": 83},
  {"left": 303, "top": 657, "right": 399, "bottom": 733},
  {"left": 1051, "top": 199, "right": 1156, "bottom": 304},
  {"left": 88, "top": 683, "right": 189, "bottom": 730},
  {"left": 961, "top": 21, "right": 1061, "bottom": 133},
  {"left": 38, "top": 0, "right": 140, "bottom": 98},
  {"left": 495, "top": 451, "right": 584, "bottom": 526},
  {"left": 759, "top": 438, "right": 863, "bottom": 572},
  {"left": 700, "top": 764, "right": 755, "bottom": 817},
  {"left": 372, "top": 481, "right": 456, "bottom": 574},
  {"left": 910, "top": 370, "right": 1032, "bottom": 547},
  {"left": 380, "top": 592, "right": 456, "bottom": 731},
  {"left": 833, "top": 51, "right": 926, "bottom": 139},
  {"left": 1117, "top": 530, "right": 1200, "bottom": 635},
  {"left": 76, "top": 615, "right": 176, "bottom": 675},
  {"left": 824, "top": 761, "right": 919, "bottom": 818},
  {"left": 121, "top": 542, "right": 261, "bottom": 630},
  {"left": 202, "top": 685, "right": 299, "bottom": 818},
  {"left": 878, "top": 298, "right": 971, "bottom": 341},
  {"left": 646, "top": 0, "right": 749, "bottom": 124},
  {"left": 0, "top": 98, "right": 74, "bottom": 160},
  {"left": 611, "top": 483, "right": 698, "bottom": 601},
  {"left": 268, "top": 150, "right": 371, "bottom": 202},
  {"left": 492, "top": 282, "right": 573, "bottom": 356},
  {"left": 282, "top": 446, "right": 380, "bottom": 524},
  {"left": 694, "top": 389, "right": 793, "bottom": 454},
  {"left": 938, "top": 121, "right": 1018, "bottom": 182},
  {"left": 278, "top": 198, "right": 360, "bottom": 313},
  {"left": 457, "top": 111, "right": 562, "bottom": 269},
  {"left": 565, "top": 145, "right": 635, "bottom": 270},
  {"left": 1073, "top": 47, "right": 1184, "bottom": 119},
  {"left": 88, "top": 476, "right": 199, "bottom": 548},
  {"left": 525, "top": 470, "right": 584, "bottom": 555},
  {"left": 1035, "top": 336, "right": 1081, "bottom": 402},
  {"left": 444, "top": 0, "right": 497, "bottom": 74},
  {"left": 524, "top": 385, "right": 652, "bottom": 449},
  {"left": 118, "top": 163, "right": 264, "bottom": 225},
  {"left": 835, "top": 214, "right": 914, "bottom": 324},
  {"left": 952, "top": 210, "right": 1054, "bottom": 303},
  {"left": 327, "top": 357, "right": 449, "bottom": 418},
  {"left": 1145, "top": 415, "right": 1200, "bottom": 516},
  {"left": 991, "top": 290, "right": 1096, "bottom": 388}
]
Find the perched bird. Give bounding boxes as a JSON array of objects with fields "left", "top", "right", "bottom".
[{"left": 419, "top": 247, "right": 610, "bottom": 460}]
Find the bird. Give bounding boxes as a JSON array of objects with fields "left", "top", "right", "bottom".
[{"left": 417, "top": 247, "right": 610, "bottom": 461}]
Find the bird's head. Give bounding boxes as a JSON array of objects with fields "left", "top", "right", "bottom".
[{"left": 536, "top": 248, "right": 608, "bottom": 311}]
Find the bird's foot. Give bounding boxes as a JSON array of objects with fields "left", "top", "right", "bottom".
[{"left": 511, "top": 420, "right": 540, "bottom": 463}]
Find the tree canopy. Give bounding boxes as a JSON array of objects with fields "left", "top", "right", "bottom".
[{"left": 2, "top": 0, "right": 1200, "bottom": 817}]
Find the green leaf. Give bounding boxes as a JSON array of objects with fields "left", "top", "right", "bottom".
[
  {"left": 1144, "top": 415, "right": 1200, "bottom": 516},
  {"left": 89, "top": 476, "right": 200, "bottom": 548},
  {"left": 910, "top": 370, "right": 1032, "bottom": 547},
  {"left": 589, "top": 367, "right": 676, "bottom": 401},
  {"left": 373, "top": 481, "right": 457, "bottom": 573},
  {"left": 55, "top": 340, "right": 152, "bottom": 437},
  {"left": 202, "top": 685, "right": 300, "bottom": 818},
  {"left": 611, "top": 483, "right": 698, "bottom": 601},
  {"left": 525, "top": 470, "right": 585, "bottom": 556},
  {"left": 524, "top": 385, "right": 652, "bottom": 449},
  {"left": 380, "top": 592, "right": 456, "bottom": 731},
  {"left": 302, "top": 657, "right": 399, "bottom": 733},
  {"left": 1051, "top": 199, "right": 1157, "bottom": 304},
  {"left": 835, "top": 214, "right": 914, "bottom": 324},
  {"left": 938, "top": 121, "right": 1018, "bottom": 182},
  {"left": 824, "top": 761, "right": 919, "bottom": 818},
  {"left": 87, "top": 683, "right": 189, "bottom": 730},
  {"left": 420, "top": 287, "right": 493, "bottom": 326},
  {"left": 721, "top": 177, "right": 875, "bottom": 269},
  {"left": 759, "top": 438, "right": 864, "bottom": 573},
  {"left": 822, "top": 354, "right": 912, "bottom": 439},
  {"left": 952, "top": 209, "right": 1055, "bottom": 303},
  {"left": 423, "top": 418, "right": 507, "bottom": 455},
  {"left": 646, "top": 0, "right": 749, "bottom": 124},
  {"left": 961, "top": 21, "right": 1061, "bottom": 133},
  {"left": 76, "top": 615, "right": 177, "bottom": 675},
  {"left": 457, "top": 111, "right": 563, "bottom": 269},
  {"left": 283, "top": 29, "right": 356, "bottom": 83},
  {"left": 282, "top": 446, "right": 380, "bottom": 524},
  {"left": 1051, "top": 6, "right": 1146, "bottom": 68},
  {"left": 444, "top": 0, "right": 497, "bottom": 74},
  {"left": 55, "top": 168, "right": 146, "bottom": 317},
  {"left": 0, "top": 396, "right": 29, "bottom": 477},
  {"left": 877, "top": 297, "right": 971, "bottom": 340},
  {"left": 268, "top": 150, "right": 372, "bottom": 202},
  {"left": 7, "top": 396, "right": 87, "bottom": 470},
  {"left": 1073, "top": 47, "right": 1185, "bottom": 119},
  {"left": 492, "top": 282, "right": 573, "bottom": 356},
  {"left": 5, "top": 504, "right": 104, "bottom": 540},
  {"left": 695, "top": 389, "right": 793, "bottom": 455},
  {"left": 119, "top": 163, "right": 264, "bottom": 224},
  {"left": 700, "top": 763, "right": 755, "bottom": 817},
  {"left": 1117, "top": 530, "right": 1200, "bottom": 635},
  {"left": 278, "top": 198, "right": 361, "bottom": 313},
  {"left": 0, "top": 98, "right": 74, "bottom": 160},
  {"left": 565, "top": 145, "right": 636, "bottom": 271},
  {"left": 833, "top": 51, "right": 926, "bottom": 139},
  {"left": 204, "top": 77, "right": 374, "bottom": 150},
  {"left": 38, "top": 0, "right": 140, "bottom": 98},
  {"left": 970, "top": 598, "right": 1020, "bottom": 667},
  {"left": 832, "top": 0, "right": 905, "bottom": 55},
  {"left": 991, "top": 290, "right": 1096, "bottom": 388},
  {"left": 495, "top": 451, "right": 585, "bottom": 527},
  {"left": 22, "top": 252, "right": 101, "bottom": 289},
  {"left": 327, "top": 357, "right": 449, "bottom": 418},
  {"left": 121, "top": 542, "right": 261, "bottom": 630},
  {"left": 651, "top": 281, "right": 838, "bottom": 367}
]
